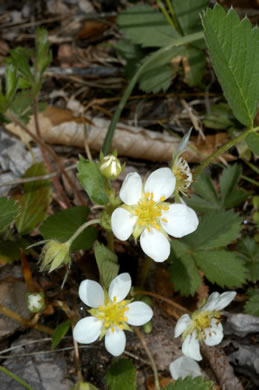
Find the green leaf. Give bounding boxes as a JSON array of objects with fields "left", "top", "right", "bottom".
[
  {"left": 192, "top": 172, "right": 219, "bottom": 204},
  {"left": 0, "top": 197, "right": 19, "bottom": 232},
  {"left": 94, "top": 241, "right": 119, "bottom": 289},
  {"left": 246, "top": 133, "right": 259, "bottom": 155},
  {"left": 5, "top": 64, "right": 17, "bottom": 100},
  {"left": 16, "top": 163, "right": 51, "bottom": 235},
  {"left": 139, "top": 63, "right": 175, "bottom": 93},
  {"left": 9, "top": 90, "right": 33, "bottom": 124},
  {"left": 169, "top": 240, "right": 201, "bottom": 296},
  {"left": 8, "top": 47, "right": 34, "bottom": 84},
  {"left": 194, "top": 249, "right": 247, "bottom": 288},
  {"left": 202, "top": 5, "right": 259, "bottom": 126},
  {"left": 40, "top": 206, "right": 97, "bottom": 252},
  {"left": 219, "top": 164, "right": 241, "bottom": 202},
  {"left": 237, "top": 236, "right": 259, "bottom": 282},
  {"left": 51, "top": 320, "right": 71, "bottom": 349},
  {"left": 164, "top": 375, "right": 214, "bottom": 389},
  {"left": 77, "top": 157, "right": 108, "bottom": 205},
  {"left": 223, "top": 189, "right": 248, "bottom": 209},
  {"left": 106, "top": 359, "right": 136, "bottom": 390},
  {"left": 174, "top": 0, "right": 209, "bottom": 36},
  {"left": 203, "top": 103, "right": 235, "bottom": 129},
  {"left": 244, "top": 289, "right": 259, "bottom": 316},
  {"left": 185, "top": 194, "right": 221, "bottom": 214},
  {"left": 0, "top": 239, "right": 28, "bottom": 264},
  {"left": 117, "top": 5, "right": 180, "bottom": 48},
  {"left": 182, "top": 210, "right": 242, "bottom": 250}
]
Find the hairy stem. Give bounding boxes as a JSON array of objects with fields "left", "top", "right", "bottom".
[
  {"left": 194, "top": 126, "right": 259, "bottom": 178},
  {"left": 67, "top": 219, "right": 100, "bottom": 246}
]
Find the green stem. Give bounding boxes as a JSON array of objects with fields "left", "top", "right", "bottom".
[
  {"left": 102, "top": 31, "right": 204, "bottom": 155},
  {"left": 194, "top": 127, "right": 259, "bottom": 178},
  {"left": 165, "top": 0, "right": 184, "bottom": 35},
  {"left": 241, "top": 175, "right": 259, "bottom": 187},
  {"left": 155, "top": 0, "right": 175, "bottom": 29},
  {"left": 106, "top": 230, "right": 114, "bottom": 252},
  {"left": 133, "top": 327, "right": 160, "bottom": 390},
  {"left": 67, "top": 219, "right": 100, "bottom": 246},
  {"left": 0, "top": 366, "right": 35, "bottom": 390},
  {"left": 138, "top": 256, "right": 153, "bottom": 287}
]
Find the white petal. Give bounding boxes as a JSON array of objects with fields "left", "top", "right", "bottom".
[
  {"left": 79, "top": 280, "right": 104, "bottom": 308},
  {"left": 120, "top": 172, "right": 142, "bottom": 205},
  {"left": 105, "top": 328, "right": 126, "bottom": 356},
  {"left": 182, "top": 332, "right": 202, "bottom": 361},
  {"left": 73, "top": 317, "right": 102, "bottom": 344},
  {"left": 144, "top": 168, "right": 176, "bottom": 202},
  {"left": 201, "top": 292, "right": 220, "bottom": 312},
  {"left": 174, "top": 314, "right": 192, "bottom": 338},
  {"left": 161, "top": 204, "right": 199, "bottom": 238},
  {"left": 111, "top": 208, "right": 137, "bottom": 241},
  {"left": 169, "top": 356, "right": 201, "bottom": 380},
  {"left": 204, "top": 320, "right": 223, "bottom": 346},
  {"left": 126, "top": 302, "right": 153, "bottom": 326},
  {"left": 140, "top": 228, "right": 170, "bottom": 262},
  {"left": 213, "top": 291, "right": 236, "bottom": 311},
  {"left": 108, "top": 273, "right": 132, "bottom": 302}
]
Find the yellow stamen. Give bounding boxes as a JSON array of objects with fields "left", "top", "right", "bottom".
[
  {"left": 162, "top": 218, "right": 168, "bottom": 223},
  {"left": 160, "top": 196, "right": 165, "bottom": 201}
]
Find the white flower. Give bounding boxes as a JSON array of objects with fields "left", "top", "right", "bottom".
[
  {"left": 73, "top": 273, "right": 153, "bottom": 357},
  {"left": 174, "top": 291, "right": 237, "bottom": 361},
  {"left": 169, "top": 356, "right": 201, "bottom": 380},
  {"left": 111, "top": 167, "right": 198, "bottom": 262}
]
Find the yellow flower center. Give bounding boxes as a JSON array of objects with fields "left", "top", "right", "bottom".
[
  {"left": 182, "top": 310, "right": 221, "bottom": 342},
  {"left": 135, "top": 192, "right": 169, "bottom": 232},
  {"left": 90, "top": 297, "right": 130, "bottom": 333}
]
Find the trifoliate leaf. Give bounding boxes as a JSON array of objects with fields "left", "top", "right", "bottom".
[
  {"left": 117, "top": 5, "right": 180, "bottom": 48},
  {"left": 77, "top": 157, "right": 108, "bottom": 205},
  {"left": 246, "top": 133, "right": 259, "bottom": 156},
  {"left": 0, "top": 197, "right": 19, "bottom": 232},
  {"left": 169, "top": 241, "right": 201, "bottom": 296},
  {"left": 16, "top": 163, "right": 51, "bottom": 235},
  {"left": 237, "top": 236, "right": 259, "bottom": 282},
  {"left": 182, "top": 210, "right": 242, "bottom": 250},
  {"left": 194, "top": 249, "right": 247, "bottom": 288},
  {"left": 94, "top": 241, "right": 119, "bottom": 289},
  {"left": 40, "top": 206, "right": 97, "bottom": 252},
  {"left": 244, "top": 289, "right": 259, "bottom": 316},
  {"left": 202, "top": 5, "right": 259, "bottom": 126},
  {"left": 164, "top": 375, "right": 214, "bottom": 389},
  {"left": 106, "top": 359, "right": 136, "bottom": 390},
  {"left": 192, "top": 172, "right": 219, "bottom": 204},
  {"left": 139, "top": 64, "right": 175, "bottom": 93}
]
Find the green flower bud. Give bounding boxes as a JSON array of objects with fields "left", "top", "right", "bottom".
[
  {"left": 27, "top": 292, "right": 45, "bottom": 313},
  {"left": 39, "top": 240, "right": 70, "bottom": 273},
  {"left": 99, "top": 154, "right": 123, "bottom": 179}
]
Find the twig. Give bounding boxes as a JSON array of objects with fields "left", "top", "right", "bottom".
[
  {"left": 33, "top": 96, "right": 71, "bottom": 208},
  {"left": 6, "top": 111, "right": 86, "bottom": 206},
  {"left": 0, "top": 164, "right": 77, "bottom": 187}
]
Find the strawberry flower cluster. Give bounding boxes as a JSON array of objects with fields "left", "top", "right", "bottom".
[{"left": 111, "top": 167, "right": 198, "bottom": 262}]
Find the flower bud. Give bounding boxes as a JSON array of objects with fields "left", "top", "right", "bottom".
[
  {"left": 27, "top": 292, "right": 45, "bottom": 313},
  {"left": 99, "top": 154, "right": 123, "bottom": 179},
  {"left": 39, "top": 240, "right": 70, "bottom": 273}
]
